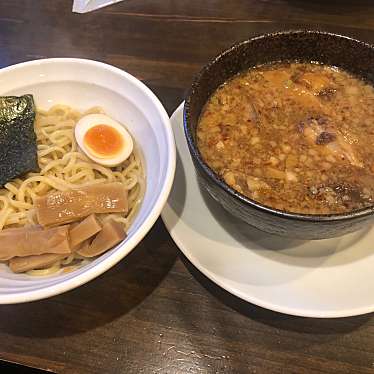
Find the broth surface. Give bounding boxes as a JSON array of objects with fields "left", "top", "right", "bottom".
[{"left": 197, "top": 62, "right": 374, "bottom": 214}]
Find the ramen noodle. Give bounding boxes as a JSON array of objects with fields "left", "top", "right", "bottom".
[{"left": 0, "top": 105, "right": 145, "bottom": 274}]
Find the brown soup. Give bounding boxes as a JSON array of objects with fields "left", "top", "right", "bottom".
[{"left": 197, "top": 62, "right": 374, "bottom": 214}]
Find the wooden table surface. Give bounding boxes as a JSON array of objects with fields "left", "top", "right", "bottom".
[{"left": 0, "top": 1, "right": 374, "bottom": 373}]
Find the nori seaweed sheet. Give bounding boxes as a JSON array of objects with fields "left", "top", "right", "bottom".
[{"left": 0, "top": 95, "right": 39, "bottom": 186}]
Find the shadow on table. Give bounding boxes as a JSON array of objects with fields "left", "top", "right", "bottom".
[
  {"left": 0, "top": 219, "right": 177, "bottom": 338},
  {"left": 180, "top": 253, "right": 372, "bottom": 338}
]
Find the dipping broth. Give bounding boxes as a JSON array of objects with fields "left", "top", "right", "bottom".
[{"left": 197, "top": 62, "right": 374, "bottom": 214}]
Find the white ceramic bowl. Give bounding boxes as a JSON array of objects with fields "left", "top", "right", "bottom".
[{"left": 0, "top": 58, "right": 176, "bottom": 304}]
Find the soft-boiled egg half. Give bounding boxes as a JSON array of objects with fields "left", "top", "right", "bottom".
[{"left": 75, "top": 114, "right": 133, "bottom": 167}]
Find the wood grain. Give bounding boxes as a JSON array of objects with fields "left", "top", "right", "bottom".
[{"left": 0, "top": 1, "right": 373, "bottom": 373}]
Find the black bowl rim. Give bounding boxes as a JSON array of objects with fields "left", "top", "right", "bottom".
[{"left": 184, "top": 29, "right": 374, "bottom": 223}]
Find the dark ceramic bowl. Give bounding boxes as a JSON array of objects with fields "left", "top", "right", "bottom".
[{"left": 184, "top": 30, "right": 374, "bottom": 240}]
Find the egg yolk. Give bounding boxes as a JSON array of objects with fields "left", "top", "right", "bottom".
[{"left": 84, "top": 124, "right": 124, "bottom": 158}]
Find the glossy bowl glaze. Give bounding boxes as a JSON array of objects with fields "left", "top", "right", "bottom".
[{"left": 184, "top": 30, "right": 374, "bottom": 240}]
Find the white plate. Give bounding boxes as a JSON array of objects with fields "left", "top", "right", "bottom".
[{"left": 161, "top": 103, "right": 374, "bottom": 318}]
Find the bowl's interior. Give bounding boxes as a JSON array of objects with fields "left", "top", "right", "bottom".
[
  {"left": 184, "top": 31, "right": 374, "bottom": 219},
  {"left": 0, "top": 59, "right": 173, "bottom": 302}
]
